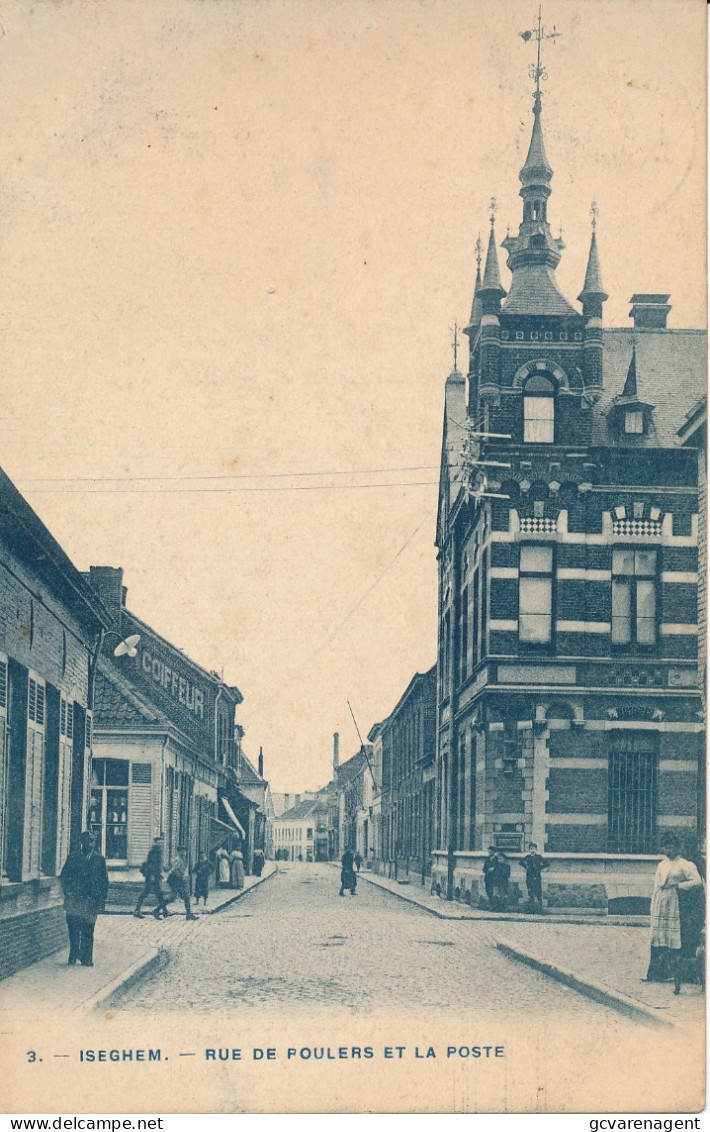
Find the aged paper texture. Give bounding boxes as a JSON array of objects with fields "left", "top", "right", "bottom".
[{"left": 0, "top": 0, "right": 706, "bottom": 1117}]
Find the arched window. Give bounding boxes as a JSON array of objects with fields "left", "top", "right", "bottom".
[{"left": 523, "top": 374, "right": 555, "bottom": 443}]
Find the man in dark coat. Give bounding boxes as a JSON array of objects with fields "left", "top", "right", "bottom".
[
  {"left": 60, "top": 831, "right": 109, "bottom": 966},
  {"left": 134, "top": 835, "right": 169, "bottom": 919},
  {"left": 339, "top": 848, "right": 357, "bottom": 897},
  {"left": 519, "top": 842, "right": 549, "bottom": 913},
  {"left": 482, "top": 847, "right": 510, "bottom": 911}
]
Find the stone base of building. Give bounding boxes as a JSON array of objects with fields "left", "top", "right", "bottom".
[
  {"left": 0, "top": 879, "right": 67, "bottom": 980},
  {"left": 430, "top": 851, "right": 658, "bottom": 914}
]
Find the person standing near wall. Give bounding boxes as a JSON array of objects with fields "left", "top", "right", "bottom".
[
  {"left": 60, "top": 831, "right": 109, "bottom": 966},
  {"left": 519, "top": 843, "right": 549, "bottom": 914}
]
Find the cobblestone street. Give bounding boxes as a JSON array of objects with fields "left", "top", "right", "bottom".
[{"left": 116, "top": 863, "right": 637, "bottom": 1024}]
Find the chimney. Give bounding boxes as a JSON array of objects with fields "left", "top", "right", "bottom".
[
  {"left": 258, "top": 747, "right": 264, "bottom": 778},
  {"left": 333, "top": 732, "right": 340, "bottom": 771},
  {"left": 84, "top": 566, "right": 125, "bottom": 627},
  {"left": 629, "top": 293, "right": 671, "bottom": 330}
]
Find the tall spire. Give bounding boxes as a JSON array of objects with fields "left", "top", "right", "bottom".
[
  {"left": 578, "top": 201, "right": 608, "bottom": 315},
  {"left": 501, "top": 10, "right": 576, "bottom": 317},
  {"left": 479, "top": 199, "right": 506, "bottom": 309},
  {"left": 468, "top": 234, "right": 483, "bottom": 326},
  {"left": 520, "top": 91, "right": 553, "bottom": 192},
  {"left": 621, "top": 342, "right": 638, "bottom": 399}
]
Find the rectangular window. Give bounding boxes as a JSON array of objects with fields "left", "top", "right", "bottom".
[
  {"left": 611, "top": 549, "right": 658, "bottom": 646},
  {"left": 459, "top": 584, "right": 469, "bottom": 685},
  {"left": 625, "top": 411, "right": 644, "bottom": 434},
  {"left": 89, "top": 757, "right": 129, "bottom": 861},
  {"left": 519, "top": 545, "right": 553, "bottom": 643},
  {"left": 524, "top": 396, "right": 555, "bottom": 443},
  {"left": 608, "top": 733, "right": 657, "bottom": 852}
]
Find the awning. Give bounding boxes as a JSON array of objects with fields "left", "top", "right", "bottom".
[
  {"left": 209, "top": 816, "right": 240, "bottom": 850},
  {"left": 221, "top": 796, "right": 246, "bottom": 837}
]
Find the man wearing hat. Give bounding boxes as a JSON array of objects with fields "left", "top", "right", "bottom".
[{"left": 59, "top": 831, "right": 109, "bottom": 966}]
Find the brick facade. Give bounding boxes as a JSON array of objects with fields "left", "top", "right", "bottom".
[
  {"left": 0, "top": 467, "right": 110, "bottom": 977},
  {"left": 433, "top": 90, "right": 705, "bottom": 910}
]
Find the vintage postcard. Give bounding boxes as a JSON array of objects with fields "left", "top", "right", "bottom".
[{"left": 0, "top": 0, "right": 706, "bottom": 1117}]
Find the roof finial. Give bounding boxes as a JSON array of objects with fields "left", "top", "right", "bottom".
[
  {"left": 489, "top": 196, "right": 498, "bottom": 226},
  {"left": 475, "top": 234, "right": 482, "bottom": 270},
  {"left": 519, "top": 5, "right": 561, "bottom": 105},
  {"left": 590, "top": 198, "right": 599, "bottom": 232},
  {"left": 451, "top": 321, "right": 460, "bottom": 371}
]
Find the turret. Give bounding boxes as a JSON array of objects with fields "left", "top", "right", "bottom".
[
  {"left": 500, "top": 92, "right": 577, "bottom": 317},
  {"left": 577, "top": 205, "right": 608, "bottom": 403},
  {"left": 477, "top": 211, "right": 505, "bottom": 406}
]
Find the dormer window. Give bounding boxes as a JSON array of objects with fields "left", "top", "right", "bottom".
[
  {"left": 625, "top": 410, "right": 644, "bottom": 435},
  {"left": 523, "top": 374, "right": 555, "bottom": 443}
]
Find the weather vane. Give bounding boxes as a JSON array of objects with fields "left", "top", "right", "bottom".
[{"left": 519, "top": 6, "right": 561, "bottom": 97}]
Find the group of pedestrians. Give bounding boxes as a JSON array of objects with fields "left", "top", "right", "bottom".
[
  {"left": 483, "top": 843, "right": 548, "bottom": 913},
  {"left": 134, "top": 836, "right": 202, "bottom": 920}
]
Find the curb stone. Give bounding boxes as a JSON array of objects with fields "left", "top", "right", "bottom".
[
  {"left": 84, "top": 868, "right": 279, "bottom": 1010},
  {"left": 81, "top": 948, "right": 163, "bottom": 1015},
  {"left": 359, "top": 870, "right": 648, "bottom": 927},
  {"left": 207, "top": 864, "right": 277, "bottom": 913},
  {"left": 495, "top": 937, "right": 675, "bottom": 1028}
]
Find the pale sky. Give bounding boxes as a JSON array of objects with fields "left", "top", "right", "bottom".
[{"left": 1, "top": 0, "right": 705, "bottom": 791}]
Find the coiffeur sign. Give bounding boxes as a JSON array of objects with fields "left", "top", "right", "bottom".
[{"left": 140, "top": 648, "right": 206, "bottom": 719}]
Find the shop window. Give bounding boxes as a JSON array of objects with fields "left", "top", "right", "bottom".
[
  {"left": 608, "top": 732, "right": 657, "bottom": 852},
  {"left": 519, "top": 545, "right": 553, "bottom": 644},
  {"left": 611, "top": 549, "right": 658, "bottom": 646},
  {"left": 89, "top": 757, "right": 129, "bottom": 861},
  {"left": 523, "top": 375, "right": 555, "bottom": 443}
]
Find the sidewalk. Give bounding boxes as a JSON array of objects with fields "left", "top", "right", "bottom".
[
  {"left": 359, "top": 868, "right": 648, "bottom": 926},
  {"left": 360, "top": 870, "right": 703, "bottom": 1027},
  {"left": 0, "top": 864, "right": 276, "bottom": 1018},
  {"left": 496, "top": 921, "right": 705, "bottom": 1028}
]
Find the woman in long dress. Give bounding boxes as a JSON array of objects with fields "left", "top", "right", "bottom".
[
  {"left": 216, "top": 845, "right": 231, "bottom": 887},
  {"left": 646, "top": 833, "right": 703, "bottom": 984}
]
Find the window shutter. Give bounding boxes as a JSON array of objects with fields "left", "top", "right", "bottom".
[{"left": 129, "top": 763, "right": 153, "bottom": 865}]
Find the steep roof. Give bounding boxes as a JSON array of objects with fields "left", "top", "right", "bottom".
[
  {"left": 276, "top": 798, "right": 318, "bottom": 823},
  {"left": 593, "top": 328, "right": 706, "bottom": 447},
  {"left": 235, "top": 749, "right": 266, "bottom": 787},
  {"left": 502, "top": 264, "right": 579, "bottom": 317},
  {"left": 336, "top": 745, "right": 370, "bottom": 784},
  {"left": 94, "top": 659, "right": 186, "bottom": 737},
  {"left": 0, "top": 466, "right": 111, "bottom": 635}
]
